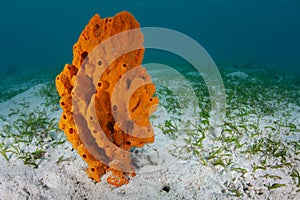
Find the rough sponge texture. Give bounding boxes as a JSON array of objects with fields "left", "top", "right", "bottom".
[{"left": 55, "top": 11, "right": 158, "bottom": 186}]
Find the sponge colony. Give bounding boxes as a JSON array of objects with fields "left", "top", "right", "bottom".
[{"left": 55, "top": 11, "right": 158, "bottom": 187}]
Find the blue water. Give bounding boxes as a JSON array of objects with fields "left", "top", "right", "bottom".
[{"left": 0, "top": 0, "right": 299, "bottom": 75}]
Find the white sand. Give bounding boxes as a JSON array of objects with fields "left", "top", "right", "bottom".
[
  {"left": 0, "top": 74, "right": 299, "bottom": 199},
  {"left": 226, "top": 71, "right": 249, "bottom": 79}
]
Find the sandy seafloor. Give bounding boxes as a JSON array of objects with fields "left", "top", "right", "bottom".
[{"left": 0, "top": 66, "right": 299, "bottom": 200}]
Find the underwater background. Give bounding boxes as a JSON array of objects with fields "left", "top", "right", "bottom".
[
  {"left": 0, "top": 0, "right": 299, "bottom": 75},
  {"left": 1, "top": 1, "right": 300, "bottom": 198}
]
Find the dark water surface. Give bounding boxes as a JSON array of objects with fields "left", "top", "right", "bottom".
[{"left": 0, "top": 0, "right": 299, "bottom": 76}]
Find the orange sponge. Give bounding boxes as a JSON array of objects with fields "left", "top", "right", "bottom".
[{"left": 55, "top": 11, "right": 158, "bottom": 186}]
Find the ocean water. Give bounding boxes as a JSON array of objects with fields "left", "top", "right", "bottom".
[
  {"left": 1, "top": 2, "right": 300, "bottom": 198},
  {"left": 0, "top": 0, "right": 299, "bottom": 76}
]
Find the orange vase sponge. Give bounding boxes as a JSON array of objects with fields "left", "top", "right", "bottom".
[{"left": 55, "top": 11, "right": 158, "bottom": 187}]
